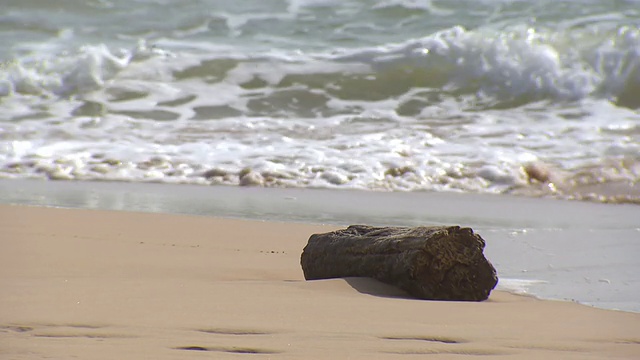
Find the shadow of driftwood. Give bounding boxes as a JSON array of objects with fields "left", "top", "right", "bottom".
[{"left": 344, "top": 277, "right": 414, "bottom": 299}]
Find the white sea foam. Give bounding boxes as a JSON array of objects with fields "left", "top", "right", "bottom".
[
  {"left": 1, "top": 2, "right": 639, "bottom": 203},
  {"left": 496, "top": 278, "right": 548, "bottom": 295}
]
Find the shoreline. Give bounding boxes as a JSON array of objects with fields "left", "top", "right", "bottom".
[
  {"left": 1, "top": 178, "right": 636, "bottom": 225},
  {"left": 1, "top": 179, "right": 639, "bottom": 312},
  {"left": 1, "top": 204, "right": 639, "bottom": 359}
]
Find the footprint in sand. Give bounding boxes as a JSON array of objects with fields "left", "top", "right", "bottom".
[
  {"left": 175, "top": 345, "right": 281, "bottom": 354},
  {"left": 196, "top": 328, "right": 274, "bottom": 336},
  {"left": 1, "top": 323, "right": 132, "bottom": 339},
  {"left": 174, "top": 327, "right": 282, "bottom": 355},
  {"left": 379, "top": 334, "right": 512, "bottom": 356},
  {"left": 380, "top": 335, "right": 465, "bottom": 344}
]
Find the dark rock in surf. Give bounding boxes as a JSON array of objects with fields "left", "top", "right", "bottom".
[{"left": 300, "top": 225, "right": 498, "bottom": 301}]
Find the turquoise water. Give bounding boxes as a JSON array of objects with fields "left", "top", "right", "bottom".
[{"left": 1, "top": 0, "right": 639, "bottom": 201}]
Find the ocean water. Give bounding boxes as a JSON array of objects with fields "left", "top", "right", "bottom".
[{"left": 1, "top": 0, "right": 639, "bottom": 202}]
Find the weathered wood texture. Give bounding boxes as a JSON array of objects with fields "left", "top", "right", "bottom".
[{"left": 301, "top": 225, "right": 498, "bottom": 301}]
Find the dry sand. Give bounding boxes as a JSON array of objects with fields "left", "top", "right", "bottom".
[{"left": 1, "top": 204, "right": 639, "bottom": 359}]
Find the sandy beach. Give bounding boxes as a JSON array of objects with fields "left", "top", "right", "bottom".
[{"left": 1, "top": 203, "right": 639, "bottom": 359}]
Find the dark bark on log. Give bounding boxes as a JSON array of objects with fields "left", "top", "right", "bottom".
[{"left": 300, "top": 225, "right": 498, "bottom": 301}]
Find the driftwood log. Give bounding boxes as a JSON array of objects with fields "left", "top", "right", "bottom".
[{"left": 300, "top": 225, "right": 498, "bottom": 301}]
